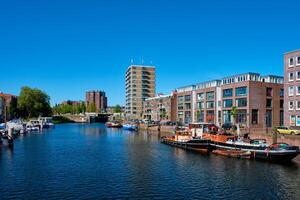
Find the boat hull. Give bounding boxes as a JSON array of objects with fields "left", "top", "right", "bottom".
[{"left": 161, "top": 137, "right": 213, "bottom": 153}]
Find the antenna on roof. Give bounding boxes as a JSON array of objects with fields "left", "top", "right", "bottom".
[{"left": 130, "top": 58, "right": 134, "bottom": 64}]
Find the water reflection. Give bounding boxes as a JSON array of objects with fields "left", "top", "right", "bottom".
[{"left": 0, "top": 123, "right": 300, "bottom": 200}]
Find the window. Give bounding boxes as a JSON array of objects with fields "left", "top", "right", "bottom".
[
  {"left": 266, "top": 110, "right": 272, "bottom": 128},
  {"left": 297, "top": 72, "right": 300, "bottom": 80},
  {"left": 297, "top": 57, "right": 300, "bottom": 66},
  {"left": 290, "top": 115, "right": 296, "bottom": 126},
  {"left": 289, "top": 58, "right": 294, "bottom": 67},
  {"left": 197, "top": 93, "right": 204, "bottom": 101},
  {"left": 235, "top": 87, "right": 247, "bottom": 96},
  {"left": 266, "top": 87, "right": 273, "bottom": 97},
  {"left": 185, "top": 103, "right": 191, "bottom": 110},
  {"left": 206, "top": 92, "right": 214, "bottom": 100},
  {"left": 289, "top": 72, "right": 294, "bottom": 81},
  {"left": 297, "top": 86, "right": 300, "bottom": 95},
  {"left": 280, "top": 99, "right": 284, "bottom": 109},
  {"left": 223, "top": 99, "right": 233, "bottom": 108},
  {"left": 297, "top": 116, "right": 300, "bottom": 126},
  {"left": 280, "top": 111, "right": 284, "bottom": 126},
  {"left": 206, "top": 110, "right": 215, "bottom": 123},
  {"left": 289, "top": 86, "right": 294, "bottom": 96},
  {"left": 198, "top": 102, "right": 204, "bottom": 109},
  {"left": 289, "top": 101, "right": 294, "bottom": 110},
  {"left": 206, "top": 101, "right": 214, "bottom": 109},
  {"left": 223, "top": 110, "right": 231, "bottom": 123},
  {"left": 184, "top": 95, "right": 191, "bottom": 102},
  {"left": 236, "top": 98, "right": 247, "bottom": 107},
  {"left": 223, "top": 89, "right": 233, "bottom": 98},
  {"left": 252, "top": 109, "right": 258, "bottom": 124},
  {"left": 280, "top": 89, "right": 284, "bottom": 97},
  {"left": 266, "top": 99, "right": 272, "bottom": 107},
  {"left": 297, "top": 101, "right": 300, "bottom": 110}
]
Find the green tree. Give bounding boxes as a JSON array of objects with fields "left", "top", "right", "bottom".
[
  {"left": 87, "top": 103, "right": 96, "bottom": 112},
  {"left": 18, "top": 86, "right": 52, "bottom": 118},
  {"left": 114, "top": 104, "right": 122, "bottom": 113}
]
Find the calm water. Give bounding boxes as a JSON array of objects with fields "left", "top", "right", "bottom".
[{"left": 1, "top": 123, "right": 300, "bottom": 200}]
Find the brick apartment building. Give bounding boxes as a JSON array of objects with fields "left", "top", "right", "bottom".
[
  {"left": 0, "top": 93, "right": 18, "bottom": 122},
  {"left": 125, "top": 65, "right": 155, "bottom": 119},
  {"left": 143, "top": 93, "right": 177, "bottom": 121},
  {"left": 85, "top": 90, "right": 107, "bottom": 113},
  {"left": 170, "top": 73, "right": 284, "bottom": 133},
  {"left": 284, "top": 50, "right": 300, "bottom": 127}
]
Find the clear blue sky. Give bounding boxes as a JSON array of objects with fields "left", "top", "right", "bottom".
[{"left": 1, "top": 0, "right": 300, "bottom": 106}]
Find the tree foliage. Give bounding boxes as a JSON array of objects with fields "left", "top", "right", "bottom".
[
  {"left": 114, "top": 104, "right": 122, "bottom": 113},
  {"left": 53, "top": 102, "right": 86, "bottom": 115},
  {"left": 87, "top": 103, "right": 96, "bottom": 113},
  {"left": 18, "top": 86, "right": 52, "bottom": 118}
]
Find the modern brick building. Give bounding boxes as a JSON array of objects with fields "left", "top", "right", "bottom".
[
  {"left": 125, "top": 65, "right": 155, "bottom": 119},
  {"left": 143, "top": 93, "right": 177, "bottom": 121},
  {"left": 85, "top": 90, "right": 107, "bottom": 113},
  {"left": 284, "top": 50, "right": 300, "bottom": 127},
  {"left": 173, "top": 73, "right": 283, "bottom": 133}
]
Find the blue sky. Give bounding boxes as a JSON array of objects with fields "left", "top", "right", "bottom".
[{"left": 1, "top": 0, "right": 300, "bottom": 106}]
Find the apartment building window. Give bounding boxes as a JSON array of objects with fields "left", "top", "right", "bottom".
[
  {"left": 266, "top": 110, "right": 272, "bottom": 128},
  {"left": 266, "top": 99, "right": 272, "bottom": 108},
  {"left": 178, "top": 111, "right": 184, "bottom": 123},
  {"left": 197, "top": 111, "right": 204, "bottom": 122},
  {"left": 198, "top": 102, "right": 204, "bottom": 109},
  {"left": 266, "top": 87, "right": 273, "bottom": 97},
  {"left": 223, "top": 89, "right": 233, "bottom": 98},
  {"left": 206, "top": 92, "right": 214, "bottom": 100},
  {"left": 185, "top": 103, "right": 191, "bottom": 110},
  {"left": 252, "top": 109, "right": 258, "bottom": 124},
  {"left": 206, "top": 110, "right": 214, "bottom": 123},
  {"left": 218, "top": 101, "right": 221, "bottom": 107},
  {"left": 236, "top": 98, "right": 247, "bottom": 107},
  {"left": 223, "top": 99, "right": 233, "bottom": 108},
  {"left": 280, "top": 111, "right": 284, "bottom": 126},
  {"left": 185, "top": 111, "right": 191, "bottom": 124},
  {"left": 178, "top": 96, "right": 184, "bottom": 110},
  {"left": 297, "top": 101, "right": 300, "bottom": 110},
  {"left": 280, "top": 99, "right": 284, "bottom": 109},
  {"left": 280, "top": 89, "right": 284, "bottom": 97},
  {"left": 297, "top": 116, "right": 300, "bottom": 126},
  {"left": 289, "top": 58, "right": 294, "bottom": 67},
  {"left": 185, "top": 95, "right": 191, "bottom": 102},
  {"left": 236, "top": 110, "right": 247, "bottom": 124},
  {"left": 289, "top": 72, "right": 294, "bottom": 81},
  {"left": 235, "top": 87, "right": 247, "bottom": 96},
  {"left": 197, "top": 93, "right": 204, "bottom": 101},
  {"left": 289, "top": 86, "right": 294, "bottom": 96},
  {"left": 297, "top": 86, "right": 300, "bottom": 95},
  {"left": 206, "top": 101, "right": 214, "bottom": 109},
  {"left": 297, "top": 72, "right": 300, "bottom": 80},
  {"left": 289, "top": 101, "right": 294, "bottom": 110},
  {"left": 223, "top": 110, "right": 231, "bottom": 123},
  {"left": 290, "top": 115, "right": 296, "bottom": 126},
  {"left": 297, "top": 57, "right": 300, "bottom": 66}
]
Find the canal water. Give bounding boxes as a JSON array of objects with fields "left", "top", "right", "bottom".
[{"left": 1, "top": 123, "right": 300, "bottom": 200}]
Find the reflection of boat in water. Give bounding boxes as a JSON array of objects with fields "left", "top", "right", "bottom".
[
  {"left": 161, "top": 123, "right": 213, "bottom": 153},
  {"left": 203, "top": 133, "right": 300, "bottom": 162},
  {"left": 105, "top": 121, "right": 123, "bottom": 128},
  {"left": 122, "top": 124, "right": 137, "bottom": 131}
]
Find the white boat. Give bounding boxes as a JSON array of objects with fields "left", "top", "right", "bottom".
[{"left": 122, "top": 124, "right": 137, "bottom": 131}]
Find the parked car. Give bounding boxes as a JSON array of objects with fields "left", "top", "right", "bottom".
[{"left": 276, "top": 126, "right": 300, "bottom": 135}]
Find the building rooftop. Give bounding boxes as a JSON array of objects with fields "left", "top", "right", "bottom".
[{"left": 284, "top": 49, "right": 300, "bottom": 55}]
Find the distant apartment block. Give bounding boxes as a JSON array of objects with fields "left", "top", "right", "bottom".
[
  {"left": 125, "top": 65, "right": 155, "bottom": 118},
  {"left": 173, "top": 73, "right": 283, "bottom": 133},
  {"left": 85, "top": 90, "right": 107, "bottom": 113},
  {"left": 0, "top": 92, "right": 18, "bottom": 122},
  {"left": 62, "top": 100, "right": 84, "bottom": 106},
  {"left": 284, "top": 50, "right": 300, "bottom": 127},
  {"left": 143, "top": 93, "right": 177, "bottom": 121}
]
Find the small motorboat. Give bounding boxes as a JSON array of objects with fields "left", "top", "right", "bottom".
[
  {"left": 122, "top": 124, "right": 137, "bottom": 131},
  {"left": 105, "top": 121, "right": 123, "bottom": 128}
]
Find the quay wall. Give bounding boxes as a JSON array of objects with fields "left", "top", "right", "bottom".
[{"left": 138, "top": 124, "right": 300, "bottom": 146}]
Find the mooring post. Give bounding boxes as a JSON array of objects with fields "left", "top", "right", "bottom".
[{"left": 8, "top": 127, "right": 14, "bottom": 147}]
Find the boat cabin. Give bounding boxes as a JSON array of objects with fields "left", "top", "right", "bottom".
[{"left": 188, "top": 123, "right": 216, "bottom": 138}]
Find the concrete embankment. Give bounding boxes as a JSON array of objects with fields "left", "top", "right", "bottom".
[{"left": 138, "top": 124, "right": 175, "bottom": 134}]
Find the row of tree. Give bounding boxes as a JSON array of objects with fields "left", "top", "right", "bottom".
[{"left": 52, "top": 102, "right": 99, "bottom": 114}]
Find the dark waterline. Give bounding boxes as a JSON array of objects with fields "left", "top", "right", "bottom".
[{"left": 1, "top": 123, "right": 300, "bottom": 200}]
